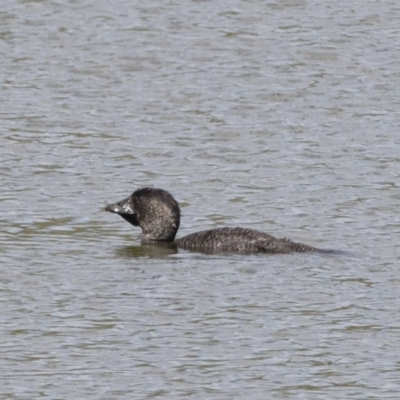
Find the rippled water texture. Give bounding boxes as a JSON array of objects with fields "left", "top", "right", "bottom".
[{"left": 1, "top": 0, "right": 400, "bottom": 398}]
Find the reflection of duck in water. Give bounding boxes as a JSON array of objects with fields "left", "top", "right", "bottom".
[{"left": 106, "top": 187, "right": 321, "bottom": 254}]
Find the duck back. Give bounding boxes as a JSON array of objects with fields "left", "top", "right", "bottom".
[{"left": 176, "top": 227, "right": 317, "bottom": 254}]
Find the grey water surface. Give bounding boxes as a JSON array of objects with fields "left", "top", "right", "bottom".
[{"left": 1, "top": 0, "right": 400, "bottom": 399}]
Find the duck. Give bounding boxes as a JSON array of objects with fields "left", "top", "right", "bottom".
[{"left": 105, "top": 187, "right": 322, "bottom": 254}]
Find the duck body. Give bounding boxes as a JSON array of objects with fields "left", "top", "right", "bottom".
[
  {"left": 106, "top": 187, "right": 319, "bottom": 254},
  {"left": 176, "top": 227, "right": 315, "bottom": 253}
]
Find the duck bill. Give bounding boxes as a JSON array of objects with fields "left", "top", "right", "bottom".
[
  {"left": 106, "top": 196, "right": 139, "bottom": 226},
  {"left": 105, "top": 196, "right": 134, "bottom": 215}
]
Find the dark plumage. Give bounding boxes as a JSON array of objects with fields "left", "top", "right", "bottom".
[{"left": 106, "top": 187, "right": 319, "bottom": 254}]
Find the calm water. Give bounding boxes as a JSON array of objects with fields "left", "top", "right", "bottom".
[{"left": 1, "top": 0, "right": 400, "bottom": 398}]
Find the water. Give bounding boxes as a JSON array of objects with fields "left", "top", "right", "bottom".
[{"left": 1, "top": 0, "right": 400, "bottom": 398}]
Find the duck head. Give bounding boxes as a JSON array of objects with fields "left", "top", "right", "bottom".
[{"left": 106, "top": 187, "right": 181, "bottom": 242}]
